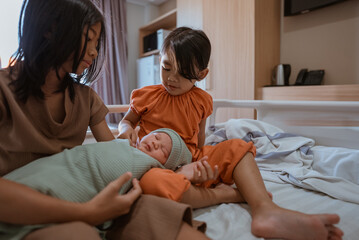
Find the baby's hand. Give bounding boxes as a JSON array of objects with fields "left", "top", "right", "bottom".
[
  {"left": 176, "top": 156, "right": 219, "bottom": 184},
  {"left": 118, "top": 125, "right": 137, "bottom": 147}
]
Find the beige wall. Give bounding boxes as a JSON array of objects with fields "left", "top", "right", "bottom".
[
  {"left": 280, "top": 0, "right": 359, "bottom": 85},
  {"left": 126, "top": 0, "right": 176, "bottom": 95},
  {"left": 158, "top": 0, "right": 176, "bottom": 16},
  {"left": 126, "top": 2, "right": 145, "bottom": 95}
]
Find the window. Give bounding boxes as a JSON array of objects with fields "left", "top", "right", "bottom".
[{"left": 0, "top": 0, "right": 23, "bottom": 68}]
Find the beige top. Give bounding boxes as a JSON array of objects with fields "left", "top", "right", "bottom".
[{"left": 0, "top": 68, "right": 108, "bottom": 176}]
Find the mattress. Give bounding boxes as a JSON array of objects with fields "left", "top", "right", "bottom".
[
  {"left": 194, "top": 179, "right": 359, "bottom": 240},
  {"left": 193, "top": 117, "right": 359, "bottom": 240}
]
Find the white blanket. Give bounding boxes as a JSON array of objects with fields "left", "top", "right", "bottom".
[{"left": 206, "top": 119, "right": 359, "bottom": 204}]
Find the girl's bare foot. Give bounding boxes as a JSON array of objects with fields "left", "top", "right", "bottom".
[{"left": 251, "top": 203, "right": 343, "bottom": 240}]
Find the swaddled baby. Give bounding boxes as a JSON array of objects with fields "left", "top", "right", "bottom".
[
  {"left": 136, "top": 128, "right": 192, "bottom": 170},
  {"left": 0, "top": 128, "right": 192, "bottom": 239}
]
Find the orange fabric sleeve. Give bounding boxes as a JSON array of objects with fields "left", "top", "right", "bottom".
[
  {"left": 197, "top": 139, "right": 256, "bottom": 188},
  {"left": 140, "top": 168, "right": 191, "bottom": 202},
  {"left": 130, "top": 85, "right": 162, "bottom": 116},
  {"left": 196, "top": 89, "right": 213, "bottom": 119}
]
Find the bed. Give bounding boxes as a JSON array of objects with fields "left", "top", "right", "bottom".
[
  {"left": 92, "top": 99, "right": 359, "bottom": 240},
  {"left": 194, "top": 100, "right": 359, "bottom": 240}
]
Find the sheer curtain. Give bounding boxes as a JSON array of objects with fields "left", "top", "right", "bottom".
[{"left": 91, "top": 0, "right": 129, "bottom": 123}]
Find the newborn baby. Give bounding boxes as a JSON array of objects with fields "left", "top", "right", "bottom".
[
  {"left": 4, "top": 128, "right": 191, "bottom": 196},
  {"left": 136, "top": 128, "right": 190, "bottom": 167},
  {"left": 0, "top": 128, "right": 192, "bottom": 239}
]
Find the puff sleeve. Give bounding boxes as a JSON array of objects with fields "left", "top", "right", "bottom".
[{"left": 130, "top": 85, "right": 164, "bottom": 116}]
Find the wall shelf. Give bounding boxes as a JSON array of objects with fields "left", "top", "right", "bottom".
[
  {"left": 141, "top": 49, "right": 160, "bottom": 57},
  {"left": 138, "top": 9, "right": 177, "bottom": 57},
  {"left": 260, "top": 84, "right": 359, "bottom": 101}
]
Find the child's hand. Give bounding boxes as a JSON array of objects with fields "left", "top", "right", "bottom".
[
  {"left": 118, "top": 125, "right": 137, "bottom": 147},
  {"left": 176, "top": 156, "right": 219, "bottom": 184},
  {"left": 83, "top": 172, "right": 142, "bottom": 225}
]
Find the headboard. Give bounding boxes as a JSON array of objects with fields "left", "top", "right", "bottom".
[
  {"left": 100, "top": 101, "right": 359, "bottom": 149},
  {"left": 107, "top": 104, "right": 130, "bottom": 114},
  {"left": 209, "top": 100, "right": 359, "bottom": 150}
]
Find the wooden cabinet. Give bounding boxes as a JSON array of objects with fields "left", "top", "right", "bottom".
[
  {"left": 177, "top": 0, "right": 281, "bottom": 120},
  {"left": 138, "top": 9, "right": 177, "bottom": 57},
  {"left": 261, "top": 85, "right": 359, "bottom": 101}
]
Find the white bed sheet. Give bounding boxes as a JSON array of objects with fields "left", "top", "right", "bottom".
[
  {"left": 206, "top": 119, "right": 359, "bottom": 204},
  {"left": 194, "top": 119, "right": 359, "bottom": 240},
  {"left": 194, "top": 180, "right": 359, "bottom": 240}
]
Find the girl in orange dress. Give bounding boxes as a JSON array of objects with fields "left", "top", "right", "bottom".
[
  {"left": 118, "top": 27, "right": 251, "bottom": 200},
  {"left": 119, "top": 27, "right": 343, "bottom": 240}
]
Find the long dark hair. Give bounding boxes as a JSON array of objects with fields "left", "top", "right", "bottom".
[
  {"left": 9, "top": 0, "right": 106, "bottom": 102},
  {"left": 160, "top": 27, "right": 211, "bottom": 80}
]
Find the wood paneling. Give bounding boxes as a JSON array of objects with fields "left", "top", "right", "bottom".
[
  {"left": 177, "top": 0, "right": 281, "bottom": 121},
  {"left": 255, "top": 0, "right": 280, "bottom": 99}
]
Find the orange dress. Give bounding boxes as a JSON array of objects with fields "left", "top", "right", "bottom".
[
  {"left": 131, "top": 84, "right": 213, "bottom": 159},
  {"left": 131, "top": 84, "right": 256, "bottom": 201}
]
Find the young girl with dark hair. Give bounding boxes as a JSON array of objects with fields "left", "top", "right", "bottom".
[
  {"left": 0, "top": 1, "right": 212, "bottom": 239},
  {"left": 119, "top": 27, "right": 344, "bottom": 240}
]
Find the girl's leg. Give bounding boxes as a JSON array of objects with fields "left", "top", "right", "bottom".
[
  {"left": 233, "top": 152, "right": 344, "bottom": 240},
  {"left": 141, "top": 167, "right": 244, "bottom": 208},
  {"left": 180, "top": 182, "right": 244, "bottom": 208}
]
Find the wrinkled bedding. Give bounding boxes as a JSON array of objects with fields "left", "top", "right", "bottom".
[{"left": 205, "top": 119, "right": 359, "bottom": 204}]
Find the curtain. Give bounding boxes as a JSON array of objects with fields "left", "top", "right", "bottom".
[{"left": 91, "top": 0, "right": 129, "bottom": 123}]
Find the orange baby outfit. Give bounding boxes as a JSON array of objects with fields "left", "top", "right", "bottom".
[
  {"left": 140, "top": 139, "right": 256, "bottom": 201},
  {"left": 130, "top": 84, "right": 213, "bottom": 159}
]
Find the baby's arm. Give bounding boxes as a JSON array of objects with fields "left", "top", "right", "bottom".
[
  {"left": 118, "top": 109, "right": 140, "bottom": 146},
  {"left": 197, "top": 118, "right": 207, "bottom": 148}
]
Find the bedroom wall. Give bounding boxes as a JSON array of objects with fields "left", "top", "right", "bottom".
[
  {"left": 126, "top": 2, "right": 145, "bottom": 96},
  {"left": 126, "top": 0, "right": 176, "bottom": 99},
  {"left": 158, "top": 0, "right": 176, "bottom": 16},
  {"left": 280, "top": 0, "right": 359, "bottom": 85},
  {"left": 128, "top": 0, "right": 359, "bottom": 101}
]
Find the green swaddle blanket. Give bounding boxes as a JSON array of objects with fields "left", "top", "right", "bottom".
[{"left": 0, "top": 128, "right": 192, "bottom": 239}]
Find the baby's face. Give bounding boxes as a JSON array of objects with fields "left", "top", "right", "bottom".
[{"left": 136, "top": 132, "right": 172, "bottom": 164}]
